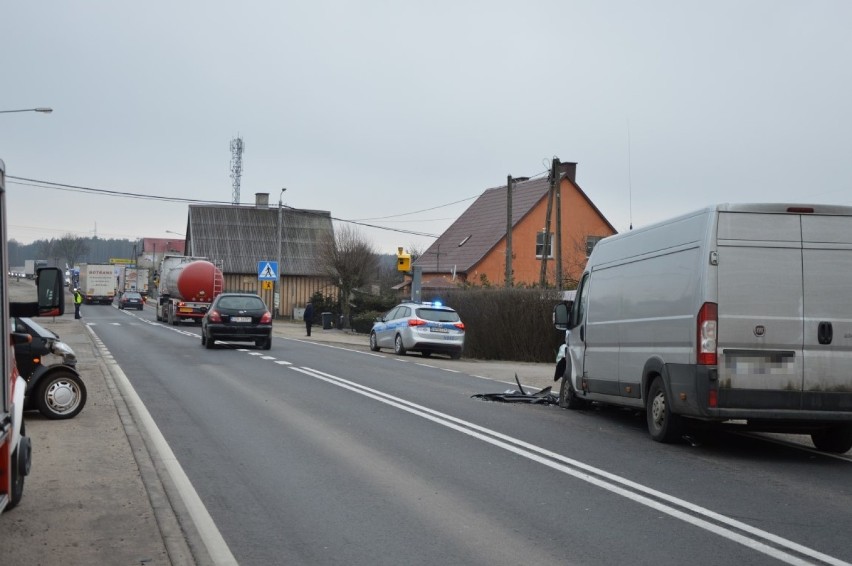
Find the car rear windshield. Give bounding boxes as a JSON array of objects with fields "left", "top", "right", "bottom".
[
  {"left": 218, "top": 296, "right": 266, "bottom": 310},
  {"left": 416, "top": 308, "right": 460, "bottom": 323}
]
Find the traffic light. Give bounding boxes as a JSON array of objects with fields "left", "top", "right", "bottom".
[{"left": 396, "top": 247, "right": 411, "bottom": 272}]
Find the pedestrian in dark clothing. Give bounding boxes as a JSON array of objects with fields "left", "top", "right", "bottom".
[
  {"left": 73, "top": 289, "right": 83, "bottom": 319},
  {"left": 303, "top": 300, "right": 314, "bottom": 336}
]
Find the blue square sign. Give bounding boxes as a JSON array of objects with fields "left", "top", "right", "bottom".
[{"left": 258, "top": 261, "right": 278, "bottom": 280}]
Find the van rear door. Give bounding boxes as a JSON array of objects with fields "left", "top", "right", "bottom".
[
  {"left": 716, "top": 212, "right": 804, "bottom": 410},
  {"left": 801, "top": 214, "right": 852, "bottom": 410}
]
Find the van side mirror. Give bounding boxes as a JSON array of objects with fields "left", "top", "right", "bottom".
[
  {"left": 37, "top": 267, "right": 65, "bottom": 316},
  {"left": 553, "top": 301, "right": 573, "bottom": 331},
  {"left": 10, "top": 267, "right": 65, "bottom": 318}
]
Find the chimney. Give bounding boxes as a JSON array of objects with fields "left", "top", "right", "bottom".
[
  {"left": 255, "top": 192, "right": 270, "bottom": 208},
  {"left": 557, "top": 162, "right": 577, "bottom": 183}
]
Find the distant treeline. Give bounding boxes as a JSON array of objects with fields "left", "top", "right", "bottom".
[{"left": 8, "top": 237, "right": 141, "bottom": 267}]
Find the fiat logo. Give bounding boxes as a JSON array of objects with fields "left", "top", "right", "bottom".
[{"left": 754, "top": 325, "right": 766, "bottom": 337}]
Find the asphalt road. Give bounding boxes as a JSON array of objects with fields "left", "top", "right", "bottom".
[{"left": 78, "top": 302, "right": 852, "bottom": 566}]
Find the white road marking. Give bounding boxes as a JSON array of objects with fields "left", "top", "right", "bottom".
[{"left": 290, "top": 365, "right": 850, "bottom": 566}]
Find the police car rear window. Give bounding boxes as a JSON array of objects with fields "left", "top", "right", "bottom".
[{"left": 416, "top": 308, "right": 460, "bottom": 323}]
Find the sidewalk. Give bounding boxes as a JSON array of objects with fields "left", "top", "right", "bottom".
[{"left": 0, "top": 300, "right": 556, "bottom": 565}]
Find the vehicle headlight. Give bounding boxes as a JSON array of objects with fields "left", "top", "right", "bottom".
[{"left": 53, "top": 341, "right": 77, "bottom": 363}]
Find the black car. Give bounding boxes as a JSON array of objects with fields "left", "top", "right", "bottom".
[
  {"left": 118, "top": 291, "right": 144, "bottom": 310},
  {"left": 12, "top": 317, "right": 87, "bottom": 420},
  {"left": 201, "top": 293, "right": 273, "bottom": 350}
]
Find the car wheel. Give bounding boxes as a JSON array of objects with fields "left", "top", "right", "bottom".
[
  {"left": 450, "top": 350, "right": 462, "bottom": 360},
  {"left": 201, "top": 332, "right": 207, "bottom": 346},
  {"left": 421, "top": 351, "right": 432, "bottom": 358},
  {"left": 138, "top": 306, "right": 143, "bottom": 311},
  {"left": 256, "top": 337, "right": 272, "bottom": 350},
  {"left": 811, "top": 424, "right": 852, "bottom": 453},
  {"left": 369, "top": 332, "right": 380, "bottom": 352},
  {"left": 119, "top": 304, "right": 124, "bottom": 310},
  {"left": 646, "top": 376, "right": 683, "bottom": 443},
  {"left": 394, "top": 334, "right": 407, "bottom": 356},
  {"left": 205, "top": 333, "right": 215, "bottom": 349},
  {"left": 35, "top": 370, "right": 87, "bottom": 420},
  {"left": 263, "top": 337, "right": 272, "bottom": 350}
]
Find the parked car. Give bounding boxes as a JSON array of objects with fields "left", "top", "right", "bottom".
[
  {"left": 200, "top": 293, "right": 273, "bottom": 350},
  {"left": 370, "top": 301, "right": 465, "bottom": 359},
  {"left": 12, "top": 317, "right": 87, "bottom": 419},
  {"left": 118, "top": 291, "right": 144, "bottom": 310}
]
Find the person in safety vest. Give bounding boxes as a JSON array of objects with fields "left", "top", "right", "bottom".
[{"left": 73, "top": 288, "right": 83, "bottom": 319}]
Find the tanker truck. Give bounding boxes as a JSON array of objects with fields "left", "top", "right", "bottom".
[{"left": 156, "top": 255, "right": 223, "bottom": 325}]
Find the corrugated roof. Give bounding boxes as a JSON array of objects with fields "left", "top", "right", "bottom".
[
  {"left": 414, "top": 177, "right": 550, "bottom": 272},
  {"left": 186, "top": 204, "right": 334, "bottom": 275}
]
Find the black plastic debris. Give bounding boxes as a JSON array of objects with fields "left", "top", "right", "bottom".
[{"left": 472, "top": 374, "right": 560, "bottom": 405}]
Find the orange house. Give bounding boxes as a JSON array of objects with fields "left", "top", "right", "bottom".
[{"left": 413, "top": 162, "right": 616, "bottom": 289}]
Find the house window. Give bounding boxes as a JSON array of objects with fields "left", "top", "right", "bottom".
[
  {"left": 586, "top": 235, "right": 604, "bottom": 256},
  {"left": 536, "top": 231, "right": 553, "bottom": 258}
]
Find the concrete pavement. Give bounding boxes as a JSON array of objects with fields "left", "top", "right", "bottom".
[{"left": 0, "top": 293, "right": 557, "bottom": 565}]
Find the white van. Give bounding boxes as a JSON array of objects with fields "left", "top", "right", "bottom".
[{"left": 553, "top": 203, "right": 852, "bottom": 453}]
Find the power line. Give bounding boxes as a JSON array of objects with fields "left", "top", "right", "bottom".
[{"left": 8, "top": 175, "right": 440, "bottom": 239}]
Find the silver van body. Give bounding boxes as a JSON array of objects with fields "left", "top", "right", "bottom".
[{"left": 554, "top": 203, "right": 852, "bottom": 452}]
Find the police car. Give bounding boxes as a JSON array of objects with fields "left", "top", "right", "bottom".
[{"left": 369, "top": 301, "right": 465, "bottom": 359}]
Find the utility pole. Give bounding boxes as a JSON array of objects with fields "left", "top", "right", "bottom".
[
  {"left": 505, "top": 175, "right": 513, "bottom": 287},
  {"left": 539, "top": 157, "right": 559, "bottom": 287},
  {"left": 276, "top": 188, "right": 286, "bottom": 319},
  {"left": 555, "top": 166, "right": 563, "bottom": 292}
]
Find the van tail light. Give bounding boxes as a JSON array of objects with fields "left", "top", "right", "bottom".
[
  {"left": 454, "top": 322, "right": 465, "bottom": 330},
  {"left": 697, "top": 302, "right": 718, "bottom": 365},
  {"left": 708, "top": 388, "right": 718, "bottom": 408},
  {"left": 408, "top": 319, "right": 427, "bottom": 327},
  {"left": 260, "top": 311, "right": 272, "bottom": 324},
  {"left": 208, "top": 310, "right": 222, "bottom": 323}
]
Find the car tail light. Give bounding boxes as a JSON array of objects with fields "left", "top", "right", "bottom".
[
  {"left": 260, "top": 311, "right": 272, "bottom": 324},
  {"left": 408, "top": 319, "right": 427, "bottom": 327},
  {"left": 208, "top": 310, "right": 222, "bottom": 323},
  {"left": 697, "top": 302, "right": 717, "bottom": 365},
  {"left": 454, "top": 322, "right": 465, "bottom": 330}
]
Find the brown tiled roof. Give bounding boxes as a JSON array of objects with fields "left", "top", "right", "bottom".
[
  {"left": 414, "top": 177, "right": 550, "bottom": 273},
  {"left": 186, "top": 204, "right": 334, "bottom": 275}
]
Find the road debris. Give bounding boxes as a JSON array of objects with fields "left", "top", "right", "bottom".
[{"left": 472, "top": 373, "right": 560, "bottom": 405}]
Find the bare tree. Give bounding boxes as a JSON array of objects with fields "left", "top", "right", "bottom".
[
  {"left": 52, "top": 234, "right": 90, "bottom": 268},
  {"left": 407, "top": 242, "right": 426, "bottom": 264},
  {"left": 319, "top": 224, "right": 378, "bottom": 327}
]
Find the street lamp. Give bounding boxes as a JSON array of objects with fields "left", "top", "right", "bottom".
[
  {"left": 276, "top": 188, "right": 286, "bottom": 318},
  {"left": 0, "top": 107, "right": 53, "bottom": 114}
]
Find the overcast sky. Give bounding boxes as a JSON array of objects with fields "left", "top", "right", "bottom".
[{"left": 3, "top": 1, "right": 851, "bottom": 255}]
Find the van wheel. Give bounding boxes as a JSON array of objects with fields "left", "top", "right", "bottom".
[
  {"left": 646, "top": 376, "right": 683, "bottom": 443},
  {"left": 369, "top": 332, "right": 380, "bottom": 352},
  {"left": 811, "top": 424, "right": 852, "bottom": 453},
  {"left": 559, "top": 375, "right": 587, "bottom": 410},
  {"left": 394, "top": 334, "right": 407, "bottom": 356},
  {"left": 8, "top": 423, "right": 30, "bottom": 510}
]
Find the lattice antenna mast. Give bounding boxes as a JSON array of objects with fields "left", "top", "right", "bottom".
[{"left": 230, "top": 136, "right": 245, "bottom": 204}]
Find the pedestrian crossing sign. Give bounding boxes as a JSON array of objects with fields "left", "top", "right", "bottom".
[{"left": 258, "top": 261, "right": 278, "bottom": 280}]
